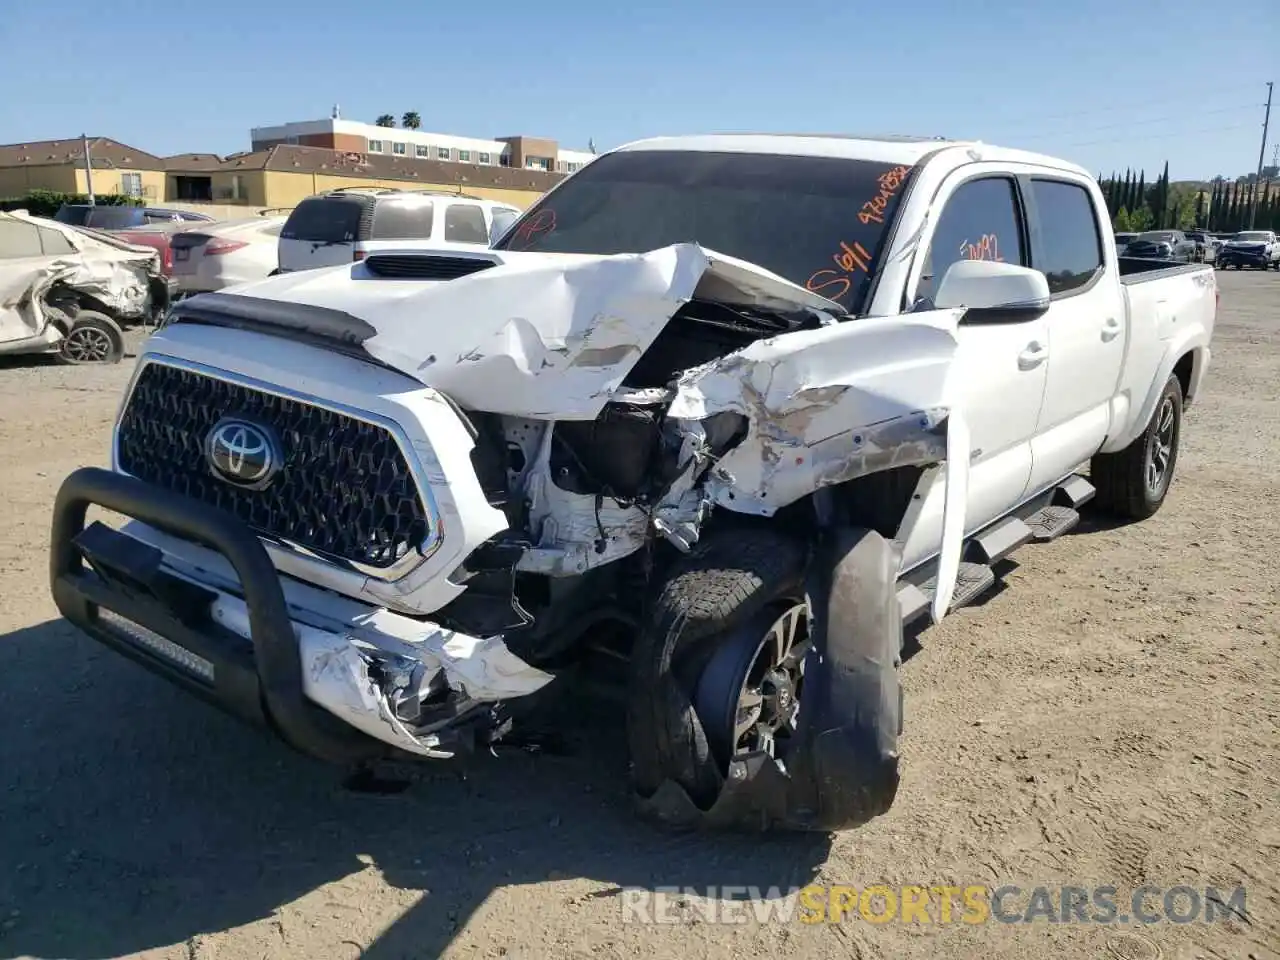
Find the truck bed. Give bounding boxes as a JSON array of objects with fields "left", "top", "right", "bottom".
[{"left": 1118, "top": 256, "right": 1211, "bottom": 284}]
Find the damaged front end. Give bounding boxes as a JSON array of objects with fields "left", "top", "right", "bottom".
[{"left": 53, "top": 239, "right": 973, "bottom": 830}]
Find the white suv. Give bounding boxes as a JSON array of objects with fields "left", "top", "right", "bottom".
[{"left": 276, "top": 188, "right": 521, "bottom": 273}]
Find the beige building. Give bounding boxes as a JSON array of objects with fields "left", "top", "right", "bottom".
[
  {"left": 2, "top": 127, "right": 577, "bottom": 212},
  {"left": 0, "top": 137, "right": 166, "bottom": 200},
  {"left": 164, "top": 143, "right": 564, "bottom": 210}
]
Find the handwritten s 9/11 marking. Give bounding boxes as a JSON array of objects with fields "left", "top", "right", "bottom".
[
  {"left": 960, "top": 234, "right": 1003, "bottom": 262},
  {"left": 805, "top": 241, "right": 873, "bottom": 304},
  {"left": 859, "top": 165, "right": 912, "bottom": 225}
]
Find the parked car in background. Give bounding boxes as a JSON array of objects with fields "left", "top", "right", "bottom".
[
  {"left": 54, "top": 205, "right": 216, "bottom": 231},
  {"left": 276, "top": 188, "right": 521, "bottom": 273},
  {"left": 1114, "top": 232, "right": 1138, "bottom": 255},
  {"left": 170, "top": 215, "right": 287, "bottom": 294},
  {"left": 1185, "top": 231, "right": 1220, "bottom": 263},
  {"left": 1216, "top": 230, "right": 1279, "bottom": 270},
  {"left": 0, "top": 210, "right": 171, "bottom": 364},
  {"left": 1123, "top": 230, "right": 1197, "bottom": 262}
]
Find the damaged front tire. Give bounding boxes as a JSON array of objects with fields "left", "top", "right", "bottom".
[{"left": 627, "top": 525, "right": 902, "bottom": 832}]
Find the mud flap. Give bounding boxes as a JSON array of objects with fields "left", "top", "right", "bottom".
[{"left": 636, "top": 527, "right": 902, "bottom": 832}]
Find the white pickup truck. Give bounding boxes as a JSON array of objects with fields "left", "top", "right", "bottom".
[{"left": 50, "top": 134, "right": 1216, "bottom": 832}]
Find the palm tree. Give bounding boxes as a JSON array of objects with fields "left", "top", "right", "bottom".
[
  {"left": 402, "top": 112, "right": 421, "bottom": 130},
  {"left": 375, "top": 114, "right": 396, "bottom": 128}
]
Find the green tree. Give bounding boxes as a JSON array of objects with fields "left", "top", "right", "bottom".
[
  {"left": 375, "top": 114, "right": 396, "bottom": 127},
  {"left": 402, "top": 111, "right": 421, "bottom": 129},
  {"left": 1129, "top": 205, "right": 1154, "bottom": 231},
  {"left": 1114, "top": 207, "right": 1133, "bottom": 232},
  {"left": 1135, "top": 170, "right": 1146, "bottom": 220},
  {"left": 1166, "top": 184, "right": 1198, "bottom": 230}
]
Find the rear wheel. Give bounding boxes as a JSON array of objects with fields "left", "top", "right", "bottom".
[
  {"left": 56, "top": 311, "right": 125, "bottom": 365},
  {"left": 1090, "top": 373, "right": 1182, "bottom": 520}
]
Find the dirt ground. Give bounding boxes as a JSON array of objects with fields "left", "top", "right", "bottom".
[{"left": 0, "top": 271, "right": 1276, "bottom": 960}]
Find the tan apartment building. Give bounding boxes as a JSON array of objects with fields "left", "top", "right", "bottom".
[
  {"left": 3, "top": 120, "right": 582, "bottom": 211},
  {"left": 163, "top": 143, "right": 564, "bottom": 209},
  {"left": 0, "top": 137, "right": 167, "bottom": 199}
]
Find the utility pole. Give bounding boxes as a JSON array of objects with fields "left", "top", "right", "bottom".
[
  {"left": 1249, "top": 81, "right": 1272, "bottom": 228},
  {"left": 81, "top": 133, "right": 96, "bottom": 206}
]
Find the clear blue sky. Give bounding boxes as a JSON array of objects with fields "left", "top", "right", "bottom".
[{"left": 1, "top": 0, "right": 1275, "bottom": 182}]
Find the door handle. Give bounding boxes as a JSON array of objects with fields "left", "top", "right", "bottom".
[
  {"left": 1101, "top": 318, "right": 1122, "bottom": 342},
  {"left": 1018, "top": 342, "right": 1048, "bottom": 370}
]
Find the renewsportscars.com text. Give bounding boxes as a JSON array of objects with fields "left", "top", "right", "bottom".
[{"left": 620, "top": 884, "right": 1249, "bottom": 926}]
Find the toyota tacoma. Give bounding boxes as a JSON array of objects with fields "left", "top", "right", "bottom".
[{"left": 49, "top": 135, "right": 1217, "bottom": 831}]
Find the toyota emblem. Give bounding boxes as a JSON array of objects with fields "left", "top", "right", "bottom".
[{"left": 205, "top": 418, "right": 281, "bottom": 488}]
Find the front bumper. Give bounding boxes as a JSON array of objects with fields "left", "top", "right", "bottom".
[
  {"left": 50, "top": 467, "right": 546, "bottom": 764},
  {"left": 1219, "top": 250, "right": 1270, "bottom": 266}
]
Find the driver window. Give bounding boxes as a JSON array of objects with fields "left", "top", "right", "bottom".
[{"left": 915, "top": 177, "right": 1026, "bottom": 307}]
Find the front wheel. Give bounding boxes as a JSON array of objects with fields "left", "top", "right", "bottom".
[
  {"left": 1090, "top": 373, "right": 1183, "bottom": 521},
  {"left": 56, "top": 311, "right": 125, "bottom": 365}
]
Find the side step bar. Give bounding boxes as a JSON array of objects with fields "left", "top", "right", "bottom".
[{"left": 897, "top": 473, "right": 1095, "bottom": 627}]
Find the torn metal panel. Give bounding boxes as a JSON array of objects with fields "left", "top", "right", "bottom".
[
  {"left": 667, "top": 309, "right": 966, "bottom": 515},
  {"left": 206, "top": 591, "right": 552, "bottom": 758},
  {"left": 0, "top": 211, "right": 157, "bottom": 354},
  {"left": 193, "top": 242, "right": 843, "bottom": 421}
]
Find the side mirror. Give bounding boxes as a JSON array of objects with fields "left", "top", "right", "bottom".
[{"left": 934, "top": 259, "right": 1051, "bottom": 324}]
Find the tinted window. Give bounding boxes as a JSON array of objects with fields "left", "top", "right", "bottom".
[
  {"left": 281, "top": 197, "right": 363, "bottom": 242},
  {"left": 85, "top": 207, "right": 144, "bottom": 229},
  {"left": 1030, "top": 180, "right": 1104, "bottom": 295},
  {"left": 493, "top": 150, "right": 917, "bottom": 315},
  {"left": 0, "top": 220, "right": 43, "bottom": 258},
  {"left": 918, "top": 177, "right": 1025, "bottom": 303},
  {"left": 38, "top": 226, "right": 76, "bottom": 255},
  {"left": 443, "top": 203, "right": 488, "bottom": 244},
  {"left": 371, "top": 199, "right": 435, "bottom": 240}
]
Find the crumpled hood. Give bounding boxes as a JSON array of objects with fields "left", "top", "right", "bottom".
[{"left": 203, "top": 243, "right": 844, "bottom": 419}]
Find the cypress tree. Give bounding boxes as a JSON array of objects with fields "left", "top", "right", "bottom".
[
  {"left": 1209, "top": 181, "right": 1219, "bottom": 229},
  {"left": 1122, "top": 170, "right": 1132, "bottom": 211},
  {"left": 1136, "top": 171, "right": 1146, "bottom": 219},
  {"left": 1157, "top": 161, "right": 1170, "bottom": 229}
]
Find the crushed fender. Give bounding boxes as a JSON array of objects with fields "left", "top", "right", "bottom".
[{"left": 636, "top": 527, "right": 902, "bottom": 832}]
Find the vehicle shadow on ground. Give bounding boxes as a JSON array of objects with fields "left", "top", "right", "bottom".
[{"left": 0, "top": 619, "right": 830, "bottom": 960}]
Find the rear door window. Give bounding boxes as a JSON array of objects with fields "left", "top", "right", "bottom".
[
  {"left": 0, "top": 219, "right": 43, "bottom": 258},
  {"left": 1029, "top": 179, "right": 1104, "bottom": 295},
  {"left": 281, "top": 197, "right": 363, "bottom": 242},
  {"left": 371, "top": 199, "right": 436, "bottom": 240},
  {"left": 38, "top": 226, "right": 76, "bottom": 255},
  {"left": 443, "top": 203, "right": 488, "bottom": 243}
]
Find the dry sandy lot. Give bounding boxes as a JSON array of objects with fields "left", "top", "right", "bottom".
[{"left": 0, "top": 271, "right": 1277, "bottom": 960}]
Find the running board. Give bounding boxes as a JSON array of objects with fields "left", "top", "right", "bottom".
[
  {"left": 1024, "top": 504, "right": 1080, "bottom": 542},
  {"left": 896, "top": 473, "right": 1096, "bottom": 626},
  {"left": 898, "top": 562, "right": 995, "bottom": 625}
]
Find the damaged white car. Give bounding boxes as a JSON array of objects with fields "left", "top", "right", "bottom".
[
  {"left": 1, "top": 210, "right": 172, "bottom": 364},
  {"left": 50, "top": 135, "right": 1216, "bottom": 831}
]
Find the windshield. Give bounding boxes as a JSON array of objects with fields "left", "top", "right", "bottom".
[
  {"left": 493, "top": 149, "right": 917, "bottom": 315},
  {"left": 1232, "top": 232, "right": 1269, "bottom": 242},
  {"left": 1137, "top": 232, "right": 1175, "bottom": 242}
]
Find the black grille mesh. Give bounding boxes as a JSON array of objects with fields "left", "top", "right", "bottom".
[
  {"left": 364, "top": 255, "right": 496, "bottom": 280},
  {"left": 116, "top": 363, "right": 431, "bottom": 569}
]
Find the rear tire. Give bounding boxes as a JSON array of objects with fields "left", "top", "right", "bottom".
[
  {"left": 1090, "top": 373, "right": 1182, "bottom": 521},
  {"left": 55, "top": 311, "right": 125, "bottom": 365},
  {"left": 627, "top": 528, "right": 807, "bottom": 813}
]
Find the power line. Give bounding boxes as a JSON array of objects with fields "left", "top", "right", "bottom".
[
  {"left": 990, "top": 84, "right": 1263, "bottom": 128},
  {"left": 1057, "top": 122, "right": 1256, "bottom": 149},
  {"left": 1017, "top": 104, "right": 1259, "bottom": 141}
]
